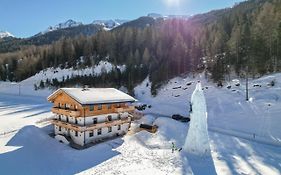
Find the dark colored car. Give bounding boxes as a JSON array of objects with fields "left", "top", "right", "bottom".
[
  {"left": 172, "top": 114, "right": 190, "bottom": 123},
  {"left": 172, "top": 114, "right": 183, "bottom": 120}
]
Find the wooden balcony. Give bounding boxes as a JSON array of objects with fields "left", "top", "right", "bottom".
[
  {"left": 85, "top": 117, "right": 131, "bottom": 131},
  {"left": 51, "top": 119, "right": 82, "bottom": 132},
  {"left": 115, "top": 106, "right": 135, "bottom": 113},
  {"left": 52, "top": 117, "right": 131, "bottom": 132},
  {"left": 51, "top": 107, "right": 80, "bottom": 117}
]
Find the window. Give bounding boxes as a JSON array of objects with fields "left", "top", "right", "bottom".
[
  {"left": 66, "top": 116, "right": 69, "bottom": 122},
  {"left": 75, "top": 131, "right": 78, "bottom": 136},
  {"left": 58, "top": 103, "right": 61, "bottom": 108},
  {"left": 108, "top": 127, "right": 112, "bottom": 133},
  {"left": 107, "top": 115, "right": 112, "bottom": 121},
  {"left": 117, "top": 114, "right": 121, "bottom": 120},
  {"left": 118, "top": 125, "right": 121, "bottom": 130},
  {"left": 97, "top": 128, "right": 102, "bottom": 135},
  {"left": 75, "top": 118, "right": 78, "bottom": 124},
  {"left": 98, "top": 104, "right": 102, "bottom": 110},
  {"left": 93, "top": 118, "right": 97, "bottom": 124},
  {"left": 107, "top": 104, "right": 112, "bottom": 109},
  {"left": 89, "top": 131, "right": 94, "bottom": 137},
  {"left": 90, "top": 105, "right": 94, "bottom": 111},
  {"left": 59, "top": 126, "right": 61, "bottom": 131},
  {"left": 58, "top": 115, "right": 61, "bottom": 120},
  {"left": 66, "top": 104, "right": 70, "bottom": 109}
]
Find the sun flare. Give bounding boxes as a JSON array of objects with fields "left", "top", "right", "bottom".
[{"left": 164, "top": 0, "right": 182, "bottom": 7}]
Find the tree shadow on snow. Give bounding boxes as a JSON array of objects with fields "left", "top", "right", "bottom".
[
  {"left": 210, "top": 132, "right": 281, "bottom": 175},
  {"left": 2, "top": 104, "right": 51, "bottom": 116},
  {"left": 0, "top": 125, "right": 123, "bottom": 175}
]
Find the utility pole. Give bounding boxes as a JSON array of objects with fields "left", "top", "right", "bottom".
[
  {"left": 246, "top": 65, "right": 249, "bottom": 101},
  {"left": 18, "top": 83, "right": 21, "bottom": 96}
]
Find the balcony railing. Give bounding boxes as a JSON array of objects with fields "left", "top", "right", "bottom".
[
  {"left": 85, "top": 117, "right": 131, "bottom": 131},
  {"left": 115, "top": 106, "right": 135, "bottom": 113},
  {"left": 52, "top": 119, "right": 82, "bottom": 132},
  {"left": 51, "top": 107, "right": 80, "bottom": 117},
  {"left": 52, "top": 117, "right": 131, "bottom": 132}
]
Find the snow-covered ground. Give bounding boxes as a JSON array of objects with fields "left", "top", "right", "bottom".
[
  {"left": 135, "top": 73, "right": 281, "bottom": 146},
  {"left": 0, "top": 73, "right": 280, "bottom": 174},
  {"left": 0, "top": 60, "right": 126, "bottom": 97},
  {"left": 23, "top": 60, "right": 126, "bottom": 85}
]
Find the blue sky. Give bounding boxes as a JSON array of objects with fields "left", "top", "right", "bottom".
[{"left": 0, "top": 0, "right": 244, "bottom": 38}]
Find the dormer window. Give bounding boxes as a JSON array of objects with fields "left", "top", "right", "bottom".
[
  {"left": 90, "top": 105, "right": 94, "bottom": 111},
  {"left": 98, "top": 104, "right": 102, "bottom": 110},
  {"left": 107, "top": 104, "right": 112, "bottom": 109}
]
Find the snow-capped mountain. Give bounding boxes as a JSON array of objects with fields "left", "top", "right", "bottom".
[
  {"left": 147, "top": 13, "right": 190, "bottom": 20},
  {"left": 147, "top": 13, "right": 163, "bottom": 19},
  {"left": 92, "top": 19, "right": 129, "bottom": 30},
  {"left": 0, "top": 31, "right": 14, "bottom": 38},
  {"left": 40, "top": 19, "right": 82, "bottom": 35}
]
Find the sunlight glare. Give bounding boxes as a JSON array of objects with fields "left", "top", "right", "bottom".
[{"left": 164, "top": 0, "right": 183, "bottom": 7}]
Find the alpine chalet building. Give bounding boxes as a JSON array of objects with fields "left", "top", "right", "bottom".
[{"left": 47, "top": 88, "right": 136, "bottom": 146}]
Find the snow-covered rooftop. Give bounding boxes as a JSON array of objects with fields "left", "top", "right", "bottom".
[{"left": 48, "top": 88, "right": 137, "bottom": 105}]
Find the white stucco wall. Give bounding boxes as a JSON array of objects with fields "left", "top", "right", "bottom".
[
  {"left": 53, "top": 112, "right": 131, "bottom": 146},
  {"left": 54, "top": 124, "right": 69, "bottom": 136},
  {"left": 69, "top": 129, "right": 84, "bottom": 146},
  {"left": 84, "top": 123, "right": 130, "bottom": 144}
]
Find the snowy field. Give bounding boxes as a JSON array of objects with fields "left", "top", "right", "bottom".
[
  {"left": 135, "top": 73, "right": 281, "bottom": 146},
  {"left": 0, "top": 73, "right": 280, "bottom": 174}
]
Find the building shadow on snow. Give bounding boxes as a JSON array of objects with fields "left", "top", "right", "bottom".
[{"left": 0, "top": 125, "right": 123, "bottom": 175}]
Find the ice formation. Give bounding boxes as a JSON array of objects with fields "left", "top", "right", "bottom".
[{"left": 183, "top": 82, "right": 211, "bottom": 156}]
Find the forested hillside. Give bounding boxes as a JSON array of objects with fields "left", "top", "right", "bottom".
[
  {"left": 0, "top": 0, "right": 280, "bottom": 94},
  {"left": 0, "top": 24, "right": 103, "bottom": 53}
]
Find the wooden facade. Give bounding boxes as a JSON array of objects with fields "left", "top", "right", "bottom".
[
  {"left": 49, "top": 90, "right": 135, "bottom": 118},
  {"left": 48, "top": 88, "right": 136, "bottom": 146}
]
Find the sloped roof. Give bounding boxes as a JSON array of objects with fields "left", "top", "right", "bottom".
[{"left": 47, "top": 88, "right": 137, "bottom": 105}]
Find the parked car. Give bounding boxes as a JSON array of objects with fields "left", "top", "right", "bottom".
[
  {"left": 180, "top": 117, "right": 190, "bottom": 123},
  {"left": 172, "top": 114, "right": 183, "bottom": 120},
  {"left": 135, "top": 104, "right": 147, "bottom": 111},
  {"left": 172, "top": 114, "right": 190, "bottom": 123}
]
